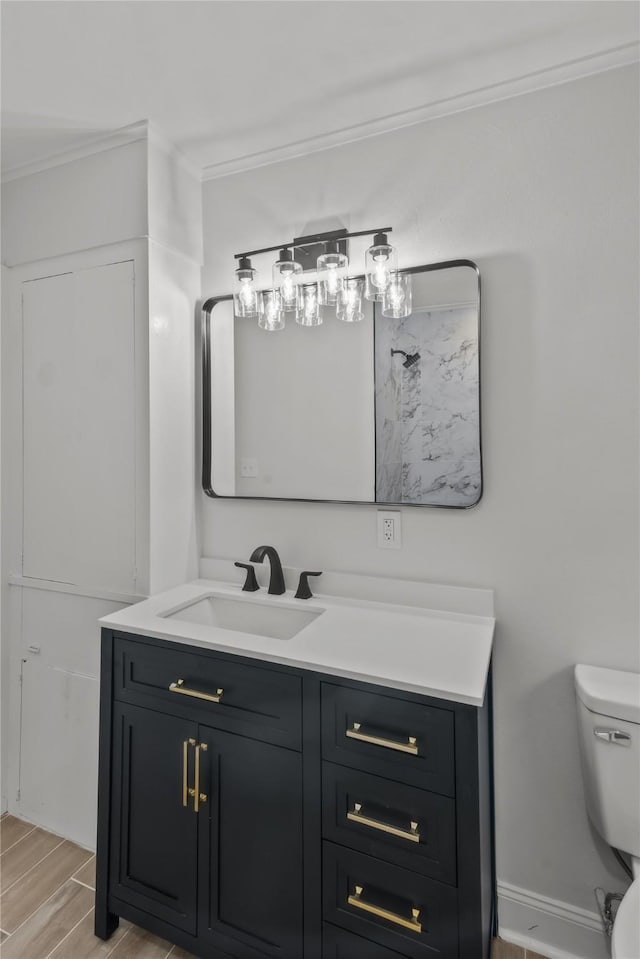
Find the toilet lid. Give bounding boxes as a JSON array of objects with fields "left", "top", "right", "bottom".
[{"left": 612, "top": 878, "right": 640, "bottom": 959}]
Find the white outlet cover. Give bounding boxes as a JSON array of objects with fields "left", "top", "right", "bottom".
[
  {"left": 377, "top": 510, "right": 401, "bottom": 549},
  {"left": 240, "top": 458, "right": 258, "bottom": 478}
]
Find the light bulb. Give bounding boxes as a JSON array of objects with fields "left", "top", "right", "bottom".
[
  {"left": 258, "top": 290, "right": 285, "bottom": 331},
  {"left": 305, "top": 286, "right": 317, "bottom": 320},
  {"left": 326, "top": 266, "right": 339, "bottom": 294},
  {"left": 296, "top": 284, "right": 322, "bottom": 326},
  {"left": 365, "top": 233, "right": 397, "bottom": 302},
  {"left": 317, "top": 244, "right": 348, "bottom": 305},
  {"left": 381, "top": 273, "right": 412, "bottom": 319},
  {"left": 240, "top": 279, "right": 255, "bottom": 308},
  {"left": 282, "top": 273, "right": 295, "bottom": 300},
  {"left": 373, "top": 256, "right": 390, "bottom": 291},
  {"left": 273, "top": 249, "right": 302, "bottom": 312},
  {"left": 233, "top": 257, "right": 260, "bottom": 317},
  {"left": 337, "top": 278, "right": 365, "bottom": 323}
]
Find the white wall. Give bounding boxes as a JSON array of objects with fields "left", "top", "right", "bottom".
[
  {"left": 200, "top": 65, "right": 639, "bottom": 956},
  {"left": 148, "top": 239, "right": 200, "bottom": 591},
  {"left": 1, "top": 139, "right": 147, "bottom": 266}
]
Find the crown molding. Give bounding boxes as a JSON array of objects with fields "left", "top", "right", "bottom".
[
  {"left": 2, "top": 118, "right": 202, "bottom": 186},
  {"left": 2, "top": 42, "right": 637, "bottom": 186},
  {"left": 201, "top": 42, "right": 639, "bottom": 181},
  {"left": 1, "top": 120, "right": 150, "bottom": 184}
]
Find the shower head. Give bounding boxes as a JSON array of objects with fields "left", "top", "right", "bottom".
[{"left": 391, "top": 349, "right": 421, "bottom": 369}]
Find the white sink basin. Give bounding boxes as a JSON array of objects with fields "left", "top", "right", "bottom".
[{"left": 161, "top": 593, "right": 323, "bottom": 640}]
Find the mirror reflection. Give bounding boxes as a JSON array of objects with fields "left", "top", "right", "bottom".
[{"left": 203, "top": 261, "right": 482, "bottom": 508}]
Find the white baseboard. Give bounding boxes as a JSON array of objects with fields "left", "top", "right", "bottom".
[{"left": 498, "top": 880, "right": 610, "bottom": 959}]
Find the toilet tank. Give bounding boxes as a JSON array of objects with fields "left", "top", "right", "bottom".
[{"left": 575, "top": 665, "right": 640, "bottom": 858}]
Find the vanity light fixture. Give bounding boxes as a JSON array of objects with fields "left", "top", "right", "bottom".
[{"left": 232, "top": 227, "right": 409, "bottom": 330}]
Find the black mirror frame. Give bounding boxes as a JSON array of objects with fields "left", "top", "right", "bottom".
[{"left": 202, "top": 258, "right": 482, "bottom": 509}]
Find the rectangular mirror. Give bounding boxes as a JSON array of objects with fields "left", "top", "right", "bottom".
[{"left": 203, "top": 260, "right": 482, "bottom": 508}]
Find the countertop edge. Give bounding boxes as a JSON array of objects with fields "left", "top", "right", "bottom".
[{"left": 100, "top": 619, "right": 492, "bottom": 709}]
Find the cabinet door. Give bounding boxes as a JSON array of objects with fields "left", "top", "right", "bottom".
[
  {"left": 109, "top": 702, "right": 198, "bottom": 934},
  {"left": 198, "top": 727, "right": 303, "bottom": 959}
]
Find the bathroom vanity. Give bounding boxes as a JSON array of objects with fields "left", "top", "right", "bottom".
[{"left": 95, "top": 568, "right": 495, "bottom": 959}]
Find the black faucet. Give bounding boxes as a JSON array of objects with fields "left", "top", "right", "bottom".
[{"left": 249, "top": 545, "right": 286, "bottom": 595}]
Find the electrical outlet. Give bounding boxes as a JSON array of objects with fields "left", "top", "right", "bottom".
[
  {"left": 240, "top": 458, "right": 258, "bottom": 478},
  {"left": 377, "top": 510, "right": 401, "bottom": 549}
]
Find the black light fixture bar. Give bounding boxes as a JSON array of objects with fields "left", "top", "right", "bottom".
[{"left": 234, "top": 226, "right": 392, "bottom": 261}]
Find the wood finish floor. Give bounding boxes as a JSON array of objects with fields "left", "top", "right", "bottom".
[
  {"left": 0, "top": 815, "right": 549, "bottom": 959},
  {"left": 0, "top": 815, "right": 196, "bottom": 959}
]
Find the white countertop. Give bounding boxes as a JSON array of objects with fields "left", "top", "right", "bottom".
[{"left": 100, "top": 572, "right": 495, "bottom": 707}]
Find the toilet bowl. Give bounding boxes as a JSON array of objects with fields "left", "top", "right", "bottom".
[
  {"left": 575, "top": 665, "right": 640, "bottom": 959},
  {"left": 611, "top": 870, "right": 639, "bottom": 959}
]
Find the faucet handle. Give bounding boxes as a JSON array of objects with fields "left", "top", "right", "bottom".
[
  {"left": 234, "top": 562, "right": 259, "bottom": 592},
  {"left": 295, "top": 571, "right": 322, "bottom": 600}
]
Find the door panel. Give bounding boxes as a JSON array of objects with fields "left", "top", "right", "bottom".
[
  {"left": 110, "top": 702, "right": 198, "bottom": 933},
  {"left": 22, "top": 260, "right": 136, "bottom": 593},
  {"left": 198, "top": 727, "right": 303, "bottom": 959}
]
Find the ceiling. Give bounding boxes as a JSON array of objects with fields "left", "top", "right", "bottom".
[{"left": 1, "top": 1, "right": 638, "bottom": 179}]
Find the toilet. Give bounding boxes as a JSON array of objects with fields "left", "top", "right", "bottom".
[{"left": 575, "top": 664, "right": 640, "bottom": 959}]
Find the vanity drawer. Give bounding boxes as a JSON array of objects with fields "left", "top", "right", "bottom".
[
  {"left": 323, "top": 843, "right": 458, "bottom": 959},
  {"left": 321, "top": 684, "right": 455, "bottom": 795},
  {"left": 323, "top": 923, "right": 413, "bottom": 958},
  {"left": 322, "top": 763, "right": 456, "bottom": 885},
  {"left": 112, "top": 635, "right": 302, "bottom": 749}
]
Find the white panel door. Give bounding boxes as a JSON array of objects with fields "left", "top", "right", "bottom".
[{"left": 22, "top": 261, "right": 136, "bottom": 593}]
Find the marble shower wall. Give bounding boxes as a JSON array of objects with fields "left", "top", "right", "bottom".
[{"left": 375, "top": 305, "right": 481, "bottom": 506}]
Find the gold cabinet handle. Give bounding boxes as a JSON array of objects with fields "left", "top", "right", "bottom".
[
  {"left": 348, "top": 885, "right": 421, "bottom": 933},
  {"left": 192, "top": 742, "right": 208, "bottom": 813},
  {"left": 346, "top": 722, "right": 418, "bottom": 755},
  {"left": 182, "top": 739, "right": 193, "bottom": 807},
  {"left": 169, "top": 679, "right": 223, "bottom": 704},
  {"left": 193, "top": 744, "right": 200, "bottom": 813},
  {"left": 347, "top": 803, "right": 420, "bottom": 843},
  {"left": 183, "top": 738, "right": 196, "bottom": 808}
]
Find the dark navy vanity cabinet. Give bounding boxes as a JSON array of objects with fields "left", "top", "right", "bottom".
[{"left": 96, "top": 630, "right": 493, "bottom": 959}]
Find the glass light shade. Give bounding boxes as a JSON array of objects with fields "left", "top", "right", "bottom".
[
  {"left": 365, "top": 238, "right": 397, "bottom": 301},
  {"left": 317, "top": 250, "right": 348, "bottom": 305},
  {"left": 258, "top": 290, "right": 285, "bottom": 331},
  {"left": 272, "top": 251, "right": 302, "bottom": 312},
  {"left": 233, "top": 259, "right": 260, "bottom": 317},
  {"left": 381, "top": 272, "right": 412, "bottom": 318},
  {"left": 296, "top": 284, "right": 322, "bottom": 327},
  {"left": 336, "top": 277, "right": 365, "bottom": 323}
]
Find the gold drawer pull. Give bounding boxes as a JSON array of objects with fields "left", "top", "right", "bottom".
[
  {"left": 348, "top": 885, "right": 422, "bottom": 933},
  {"left": 169, "top": 679, "right": 223, "bottom": 704},
  {"left": 346, "top": 723, "right": 418, "bottom": 755},
  {"left": 347, "top": 803, "right": 420, "bottom": 843}
]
